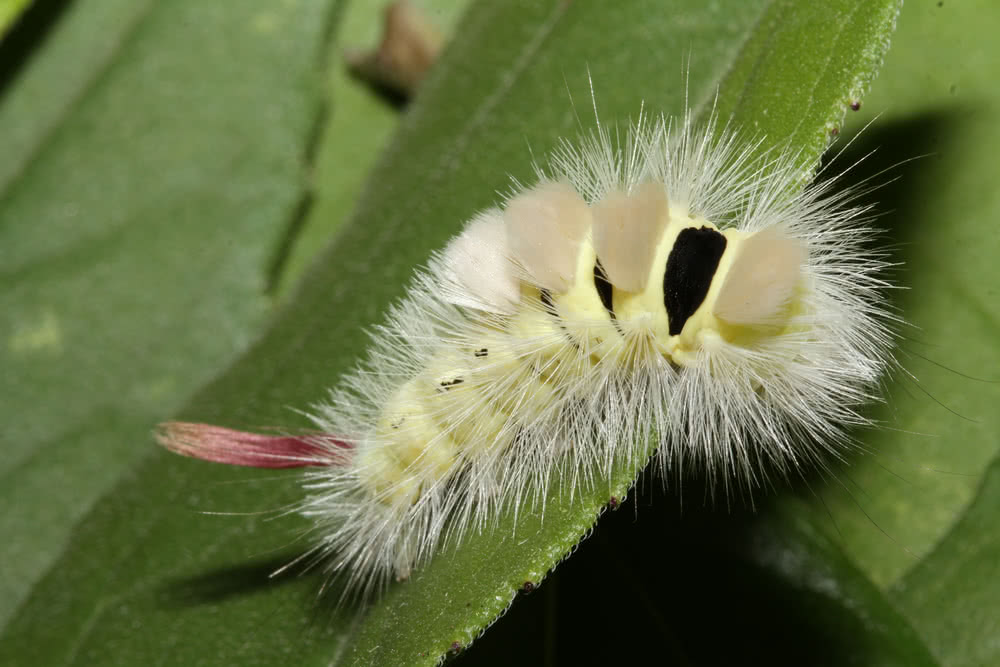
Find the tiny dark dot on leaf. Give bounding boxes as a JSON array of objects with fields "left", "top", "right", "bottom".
[{"left": 850, "top": 101, "right": 861, "bottom": 111}]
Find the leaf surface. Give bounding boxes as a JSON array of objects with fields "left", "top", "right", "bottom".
[
  {"left": 795, "top": 0, "right": 1000, "bottom": 589},
  {"left": 811, "top": 2, "right": 1000, "bottom": 664},
  {"left": 0, "top": 0, "right": 335, "bottom": 628},
  {"left": 0, "top": 0, "right": 32, "bottom": 39}
]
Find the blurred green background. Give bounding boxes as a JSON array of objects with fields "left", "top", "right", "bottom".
[{"left": 1, "top": 1, "right": 998, "bottom": 665}]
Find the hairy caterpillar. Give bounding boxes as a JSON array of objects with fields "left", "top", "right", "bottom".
[{"left": 157, "top": 111, "right": 895, "bottom": 597}]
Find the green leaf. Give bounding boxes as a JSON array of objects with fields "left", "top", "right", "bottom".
[
  {"left": 464, "top": 494, "right": 938, "bottom": 667},
  {"left": 804, "top": 1, "right": 1000, "bottom": 663},
  {"left": 715, "top": 0, "right": 902, "bottom": 173},
  {"left": 0, "top": 0, "right": 334, "bottom": 628},
  {"left": 2, "top": 0, "right": 935, "bottom": 665},
  {"left": 0, "top": 0, "right": 161, "bottom": 192},
  {"left": 793, "top": 0, "right": 1000, "bottom": 590},
  {"left": 274, "top": 0, "right": 471, "bottom": 297},
  {"left": 0, "top": 0, "right": 31, "bottom": 39},
  {"left": 892, "top": 457, "right": 1000, "bottom": 666}
]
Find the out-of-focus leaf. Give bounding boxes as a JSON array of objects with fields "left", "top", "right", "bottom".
[
  {"left": 0, "top": 0, "right": 156, "bottom": 191},
  {"left": 0, "top": 0, "right": 32, "bottom": 39},
  {"left": 892, "top": 457, "right": 1000, "bottom": 667},
  {"left": 0, "top": 0, "right": 335, "bottom": 628},
  {"left": 804, "top": 1, "right": 1000, "bottom": 664},
  {"left": 275, "top": 0, "right": 471, "bottom": 297},
  {"left": 796, "top": 0, "right": 1000, "bottom": 589},
  {"left": 464, "top": 492, "right": 938, "bottom": 667}
]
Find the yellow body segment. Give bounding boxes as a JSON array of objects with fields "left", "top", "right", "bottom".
[{"left": 356, "top": 377, "right": 461, "bottom": 505}]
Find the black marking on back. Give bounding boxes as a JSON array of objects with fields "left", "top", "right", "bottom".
[
  {"left": 593, "top": 260, "right": 615, "bottom": 320},
  {"left": 663, "top": 226, "right": 727, "bottom": 336},
  {"left": 539, "top": 289, "right": 558, "bottom": 316},
  {"left": 594, "top": 260, "right": 624, "bottom": 337},
  {"left": 437, "top": 377, "right": 464, "bottom": 392}
]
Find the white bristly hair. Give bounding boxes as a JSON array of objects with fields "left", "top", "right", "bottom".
[{"left": 291, "top": 110, "right": 899, "bottom": 597}]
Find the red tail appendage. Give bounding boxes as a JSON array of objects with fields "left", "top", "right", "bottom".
[{"left": 155, "top": 421, "right": 351, "bottom": 468}]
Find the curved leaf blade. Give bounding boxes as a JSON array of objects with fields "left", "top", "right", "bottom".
[
  {"left": 0, "top": 0, "right": 335, "bottom": 632},
  {"left": 717, "top": 0, "right": 903, "bottom": 172},
  {"left": 463, "top": 493, "right": 937, "bottom": 667},
  {"left": 893, "top": 458, "right": 1000, "bottom": 666}
]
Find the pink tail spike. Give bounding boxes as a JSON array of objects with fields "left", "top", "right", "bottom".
[{"left": 155, "top": 421, "right": 351, "bottom": 468}]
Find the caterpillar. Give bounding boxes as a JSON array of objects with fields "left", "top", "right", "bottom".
[{"left": 157, "top": 111, "right": 896, "bottom": 597}]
